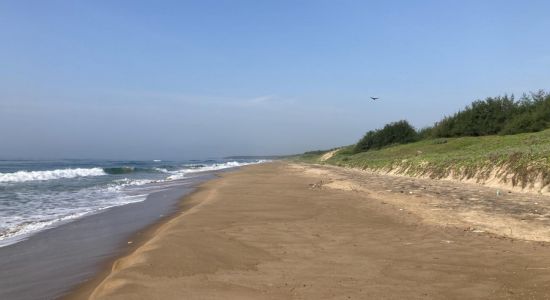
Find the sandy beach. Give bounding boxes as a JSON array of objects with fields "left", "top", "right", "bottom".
[{"left": 68, "top": 162, "right": 550, "bottom": 299}]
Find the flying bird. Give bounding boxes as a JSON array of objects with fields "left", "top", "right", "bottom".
[{"left": 370, "top": 97, "right": 379, "bottom": 101}]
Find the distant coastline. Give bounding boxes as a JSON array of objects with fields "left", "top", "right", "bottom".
[{"left": 224, "top": 155, "right": 291, "bottom": 160}]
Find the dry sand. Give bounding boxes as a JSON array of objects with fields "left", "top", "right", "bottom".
[{"left": 68, "top": 162, "right": 550, "bottom": 299}]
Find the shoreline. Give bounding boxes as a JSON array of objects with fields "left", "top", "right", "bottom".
[
  {"left": 0, "top": 170, "right": 223, "bottom": 300},
  {"left": 66, "top": 165, "right": 271, "bottom": 299},
  {"left": 63, "top": 180, "right": 215, "bottom": 299},
  {"left": 65, "top": 162, "right": 550, "bottom": 299},
  {"left": 63, "top": 165, "right": 248, "bottom": 299}
]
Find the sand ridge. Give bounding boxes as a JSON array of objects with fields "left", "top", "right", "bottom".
[
  {"left": 293, "top": 163, "right": 550, "bottom": 242},
  {"left": 69, "top": 162, "right": 550, "bottom": 299}
]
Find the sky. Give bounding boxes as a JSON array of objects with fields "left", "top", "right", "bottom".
[{"left": 1, "top": 0, "right": 549, "bottom": 160}]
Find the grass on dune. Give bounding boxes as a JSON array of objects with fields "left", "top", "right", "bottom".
[{"left": 297, "top": 129, "right": 550, "bottom": 188}]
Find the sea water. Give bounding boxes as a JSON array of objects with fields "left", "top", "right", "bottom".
[{"left": 0, "top": 159, "right": 265, "bottom": 247}]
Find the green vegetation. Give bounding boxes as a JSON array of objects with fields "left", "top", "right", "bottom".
[
  {"left": 427, "top": 90, "right": 550, "bottom": 138},
  {"left": 353, "top": 90, "right": 550, "bottom": 153},
  {"left": 294, "top": 90, "right": 550, "bottom": 190},
  {"left": 296, "top": 130, "right": 550, "bottom": 189},
  {"left": 298, "top": 150, "right": 330, "bottom": 163},
  {"left": 354, "top": 90, "right": 550, "bottom": 155},
  {"left": 354, "top": 120, "right": 418, "bottom": 153}
]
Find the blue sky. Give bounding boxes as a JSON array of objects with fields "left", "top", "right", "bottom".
[{"left": 1, "top": 1, "right": 549, "bottom": 159}]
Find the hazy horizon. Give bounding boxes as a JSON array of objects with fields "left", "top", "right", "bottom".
[{"left": 1, "top": 1, "right": 549, "bottom": 160}]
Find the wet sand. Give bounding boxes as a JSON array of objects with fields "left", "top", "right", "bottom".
[
  {"left": 0, "top": 173, "right": 216, "bottom": 300},
  {"left": 68, "top": 162, "right": 550, "bottom": 299}
]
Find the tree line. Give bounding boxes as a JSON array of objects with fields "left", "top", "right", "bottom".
[{"left": 354, "top": 90, "right": 550, "bottom": 154}]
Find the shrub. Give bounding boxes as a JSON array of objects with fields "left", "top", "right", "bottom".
[
  {"left": 429, "top": 90, "right": 550, "bottom": 138},
  {"left": 354, "top": 120, "right": 418, "bottom": 153},
  {"left": 351, "top": 90, "right": 550, "bottom": 155},
  {"left": 501, "top": 91, "right": 550, "bottom": 134},
  {"left": 417, "top": 126, "right": 435, "bottom": 139}
]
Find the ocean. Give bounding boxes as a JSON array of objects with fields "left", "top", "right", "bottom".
[{"left": 0, "top": 158, "right": 265, "bottom": 248}]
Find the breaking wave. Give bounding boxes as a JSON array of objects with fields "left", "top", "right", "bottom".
[
  {"left": 0, "top": 159, "right": 269, "bottom": 246},
  {"left": 0, "top": 168, "right": 107, "bottom": 183},
  {"left": 166, "top": 160, "right": 266, "bottom": 180},
  {"left": 0, "top": 166, "right": 175, "bottom": 183},
  {"left": 103, "top": 167, "right": 170, "bottom": 175}
]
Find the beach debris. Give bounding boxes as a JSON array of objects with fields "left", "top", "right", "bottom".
[
  {"left": 309, "top": 181, "right": 324, "bottom": 189},
  {"left": 496, "top": 189, "right": 501, "bottom": 197},
  {"left": 127, "top": 241, "right": 133, "bottom": 244}
]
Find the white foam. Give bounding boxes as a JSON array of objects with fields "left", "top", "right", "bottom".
[
  {"left": 0, "top": 168, "right": 107, "bottom": 183},
  {"left": 0, "top": 212, "right": 89, "bottom": 247},
  {"left": 113, "top": 178, "right": 158, "bottom": 187},
  {"left": 0, "top": 160, "right": 269, "bottom": 247},
  {"left": 166, "top": 160, "right": 267, "bottom": 180},
  {"left": 0, "top": 192, "right": 148, "bottom": 248}
]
